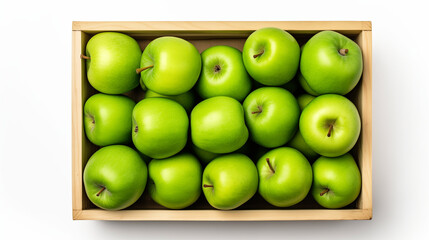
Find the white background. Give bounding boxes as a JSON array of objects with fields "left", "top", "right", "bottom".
[{"left": 0, "top": 0, "right": 428, "bottom": 239}]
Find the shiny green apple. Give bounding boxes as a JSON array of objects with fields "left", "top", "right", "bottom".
[
  {"left": 299, "top": 94, "right": 361, "bottom": 157},
  {"left": 300, "top": 31, "right": 363, "bottom": 95},
  {"left": 191, "top": 96, "right": 248, "bottom": 153},
  {"left": 242, "top": 27, "right": 300, "bottom": 86},
  {"left": 312, "top": 153, "right": 361, "bottom": 208},
  {"left": 257, "top": 147, "right": 312, "bottom": 207},
  {"left": 197, "top": 45, "right": 252, "bottom": 101},
  {"left": 243, "top": 87, "right": 300, "bottom": 148},
  {"left": 137, "top": 36, "right": 201, "bottom": 95},
  {"left": 148, "top": 153, "right": 202, "bottom": 209},
  {"left": 83, "top": 93, "right": 135, "bottom": 146},
  {"left": 83, "top": 145, "right": 147, "bottom": 210},
  {"left": 202, "top": 154, "right": 258, "bottom": 210},
  {"left": 84, "top": 32, "right": 141, "bottom": 94},
  {"left": 132, "top": 98, "right": 188, "bottom": 159}
]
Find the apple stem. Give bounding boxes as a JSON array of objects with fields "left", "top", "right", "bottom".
[
  {"left": 203, "top": 184, "right": 214, "bottom": 188},
  {"left": 253, "top": 50, "right": 264, "bottom": 58},
  {"left": 339, "top": 49, "right": 349, "bottom": 56},
  {"left": 134, "top": 125, "right": 138, "bottom": 133},
  {"left": 251, "top": 106, "right": 263, "bottom": 114},
  {"left": 327, "top": 124, "right": 334, "bottom": 137},
  {"left": 80, "top": 54, "right": 90, "bottom": 60},
  {"left": 96, "top": 186, "right": 106, "bottom": 196},
  {"left": 136, "top": 65, "right": 154, "bottom": 74},
  {"left": 266, "top": 158, "right": 275, "bottom": 174},
  {"left": 320, "top": 188, "right": 330, "bottom": 196}
]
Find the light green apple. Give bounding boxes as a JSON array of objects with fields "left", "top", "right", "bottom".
[
  {"left": 137, "top": 36, "right": 201, "bottom": 95},
  {"left": 148, "top": 153, "right": 202, "bottom": 209},
  {"left": 299, "top": 94, "right": 361, "bottom": 157},
  {"left": 202, "top": 154, "right": 258, "bottom": 210},
  {"left": 312, "top": 153, "right": 361, "bottom": 208},
  {"left": 132, "top": 98, "right": 188, "bottom": 159},
  {"left": 83, "top": 32, "right": 141, "bottom": 94},
  {"left": 257, "top": 147, "right": 312, "bottom": 207},
  {"left": 197, "top": 45, "right": 252, "bottom": 101},
  {"left": 242, "top": 27, "right": 300, "bottom": 86},
  {"left": 144, "top": 89, "right": 196, "bottom": 113},
  {"left": 300, "top": 31, "right": 363, "bottom": 95},
  {"left": 298, "top": 72, "right": 320, "bottom": 96},
  {"left": 287, "top": 93, "right": 319, "bottom": 160},
  {"left": 191, "top": 96, "right": 248, "bottom": 153},
  {"left": 243, "top": 87, "right": 300, "bottom": 148},
  {"left": 84, "top": 93, "right": 135, "bottom": 146},
  {"left": 83, "top": 145, "right": 147, "bottom": 210},
  {"left": 297, "top": 93, "right": 316, "bottom": 110},
  {"left": 191, "top": 144, "right": 221, "bottom": 165}
]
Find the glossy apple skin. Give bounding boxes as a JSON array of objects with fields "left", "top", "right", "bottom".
[
  {"left": 84, "top": 93, "right": 135, "bottom": 146},
  {"left": 139, "top": 37, "right": 201, "bottom": 95},
  {"left": 312, "top": 153, "right": 361, "bottom": 208},
  {"left": 300, "top": 94, "right": 361, "bottom": 157},
  {"left": 202, "top": 154, "right": 258, "bottom": 210},
  {"left": 197, "top": 45, "right": 252, "bottom": 101},
  {"left": 298, "top": 72, "right": 320, "bottom": 96},
  {"left": 85, "top": 32, "right": 141, "bottom": 94},
  {"left": 83, "top": 145, "right": 147, "bottom": 210},
  {"left": 145, "top": 89, "right": 195, "bottom": 113},
  {"left": 243, "top": 27, "right": 300, "bottom": 86},
  {"left": 258, "top": 147, "right": 312, "bottom": 207},
  {"left": 132, "top": 98, "right": 188, "bottom": 159},
  {"left": 297, "top": 93, "right": 316, "bottom": 110},
  {"left": 243, "top": 87, "right": 300, "bottom": 148},
  {"left": 148, "top": 153, "right": 202, "bottom": 209},
  {"left": 191, "top": 96, "right": 248, "bottom": 153},
  {"left": 300, "top": 31, "right": 363, "bottom": 95}
]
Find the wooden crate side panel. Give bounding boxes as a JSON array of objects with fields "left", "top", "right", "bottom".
[
  {"left": 75, "top": 209, "right": 371, "bottom": 221},
  {"left": 355, "top": 30, "right": 373, "bottom": 215}
]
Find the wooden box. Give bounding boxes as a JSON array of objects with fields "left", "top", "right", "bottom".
[{"left": 72, "top": 21, "right": 372, "bottom": 221}]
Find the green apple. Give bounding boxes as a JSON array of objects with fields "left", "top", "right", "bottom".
[
  {"left": 312, "top": 153, "right": 361, "bottom": 208},
  {"left": 300, "top": 31, "right": 363, "bottom": 95},
  {"left": 257, "top": 147, "right": 312, "bottom": 207},
  {"left": 191, "top": 144, "right": 221, "bottom": 165},
  {"left": 144, "top": 89, "right": 195, "bottom": 113},
  {"left": 298, "top": 72, "right": 320, "bottom": 96},
  {"left": 137, "top": 36, "right": 201, "bottom": 95},
  {"left": 287, "top": 130, "right": 319, "bottom": 161},
  {"left": 242, "top": 27, "right": 300, "bottom": 86},
  {"left": 300, "top": 94, "right": 361, "bottom": 157},
  {"left": 191, "top": 96, "right": 248, "bottom": 153},
  {"left": 148, "top": 153, "right": 202, "bottom": 209},
  {"left": 202, "top": 154, "right": 258, "bottom": 210},
  {"left": 132, "top": 98, "right": 188, "bottom": 159},
  {"left": 197, "top": 45, "right": 252, "bottom": 101},
  {"left": 297, "top": 93, "right": 316, "bottom": 110},
  {"left": 83, "top": 145, "right": 147, "bottom": 210},
  {"left": 243, "top": 87, "right": 300, "bottom": 148},
  {"left": 83, "top": 32, "right": 141, "bottom": 94},
  {"left": 83, "top": 93, "right": 135, "bottom": 146}
]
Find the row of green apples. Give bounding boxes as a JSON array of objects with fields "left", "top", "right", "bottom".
[{"left": 82, "top": 27, "right": 363, "bottom": 211}]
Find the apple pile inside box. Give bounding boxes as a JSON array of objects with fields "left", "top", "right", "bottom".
[{"left": 81, "top": 28, "right": 363, "bottom": 211}]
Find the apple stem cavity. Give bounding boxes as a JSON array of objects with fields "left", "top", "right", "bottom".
[
  {"left": 203, "top": 184, "right": 214, "bottom": 188},
  {"left": 320, "top": 188, "right": 330, "bottom": 196},
  {"left": 80, "top": 54, "right": 90, "bottom": 60},
  {"left": 96, "top": 186, "right": 106, "bottom": 197},
  {"left": 214, "top": 65, "right": 221, "bottom": 73},
  {"left": 338, "top": 49, "right": 349, "bottom": 56},
  {"left": 327, "top": 124, "right": 334, "bottom": 137},
  {"left": 251, "top": 106, "right": 263, "bottom": 114},
  {"left": 253, "top": 50, "right": 264, "bottom": 58},
  {"left": 266, "top": 158, "right": 275, "bottom": 174},
  {"left": 136, "top": 65, "right": 154, "bottom": 74}
]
